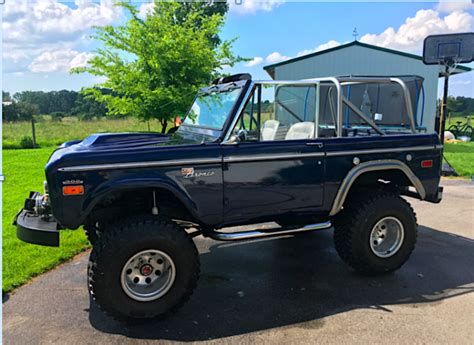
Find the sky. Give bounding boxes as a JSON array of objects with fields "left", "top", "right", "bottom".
[{"left": 2, "top": 0, "right": 473, "bottom": 98}]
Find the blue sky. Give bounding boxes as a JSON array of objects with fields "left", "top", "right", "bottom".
[{"left": 2, "top": 0, "right": 473, "bottom": 97}]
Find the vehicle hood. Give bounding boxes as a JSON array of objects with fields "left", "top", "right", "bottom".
[{"left": 45, "top": 131, "right": 215, "bottom": 172}]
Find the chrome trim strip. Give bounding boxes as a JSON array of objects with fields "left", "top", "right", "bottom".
[
  {"left": 435, "top": 144, "right": 444, "bottom": 150},
  {"left": 329, "top": 159, "right": 426, "bottom": 216},
  {"left": 58, "top": 158, "right": 222, "bottom": 172},
  {"left": 224, "top": 152, "right": 325, "bottom": 163},
  {"left": 326, "top": 145, "right": 436, "bottom": 157},
  {"left": 208, "top": 221, "right": 332, "bottom": 241}
]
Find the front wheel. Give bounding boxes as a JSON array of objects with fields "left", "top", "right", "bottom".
[
  {"left": 88, "top": 216, "right": 199, "bottom": 323},
  {"left": 333, "top": 191, "right": 417, "bottom": 275}
]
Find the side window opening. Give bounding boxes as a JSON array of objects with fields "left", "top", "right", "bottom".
[
  {"left": 231, "top": 84, "right": 318, "bottom": 142},
  {"left": 229, "top": 77, "right": 422, "bottom": 142}
]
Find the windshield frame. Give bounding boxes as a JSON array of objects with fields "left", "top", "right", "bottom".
[{"left": 178, "top": 79, "right": 252, "bottom": 140}]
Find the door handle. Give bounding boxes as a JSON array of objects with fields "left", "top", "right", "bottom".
[{"left": 306, "top": 142, "right": 324, "bottom": 148}]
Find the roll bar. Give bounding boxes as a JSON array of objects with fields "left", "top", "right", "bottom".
[
  {"left": 223, "top": 76, "right": 417, "bottom": 142},
  {"left": 254, "top": 77, "right": 416, "bottom": 136}
]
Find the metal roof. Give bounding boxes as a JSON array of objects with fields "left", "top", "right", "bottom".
[{"left": 263, "top": 41, "right": 472, "bottom": 78}]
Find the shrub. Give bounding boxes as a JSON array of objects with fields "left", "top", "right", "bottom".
[
  {"left": 50, "top": 112, "right": 65, "bottom": 121},
  {"left": 20, "top": 136, "right": 35, "bottom": 149},
  {"left": 78, "top": 113, "right": 95, "bottom": 121}
]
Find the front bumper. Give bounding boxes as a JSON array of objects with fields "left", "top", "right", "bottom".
[{"left": 14, "top": 192, "right": 60, "bottom": 247}]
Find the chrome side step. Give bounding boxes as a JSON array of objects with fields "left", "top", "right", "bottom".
[{"left": 207, "top": 221, "right": 332, "bottom": 241}]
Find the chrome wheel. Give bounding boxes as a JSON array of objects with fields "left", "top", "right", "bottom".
[
  {"left": 120, "top": 249, "right": 176, "bottom": 302},
  {"left": 369, "top": 216, "right": 405, "bottom": 258}
]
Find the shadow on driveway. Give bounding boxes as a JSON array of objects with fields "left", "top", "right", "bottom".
[{"left": 89, "top": 225, "right": 474, "bottom": 341}]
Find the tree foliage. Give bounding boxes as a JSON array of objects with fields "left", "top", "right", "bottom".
[
  {"left": 3, "top": 91, "right": 12, "bottom": 102},
  {"left": 447, "top": 96, "right": 474, "bottom": 115},
  {"left": 2, "top": 89, "right": 108, "bottom": 121},
  {"left": 3, "top": 102, "right": 39, "bottom": 122},
  {"left": 72, "top": 1, "right": 244, "bottom": 132}
]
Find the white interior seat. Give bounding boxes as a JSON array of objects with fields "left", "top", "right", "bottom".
[
  {"left": 261, "top": 119, "right": 280, "bottom": 141},
  {"left": 285, "top": 122, "right": 315, "bottom": 140}
]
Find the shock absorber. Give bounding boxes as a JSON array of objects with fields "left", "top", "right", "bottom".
[{"left": 151, "top": 190, "right": 159, "bottom": 215}]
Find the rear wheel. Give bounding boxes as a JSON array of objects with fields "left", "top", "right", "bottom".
[
  {"left": 333, "top": 191, "right": 417, "bottom": 275},
  {"left": 462, "top": 125, "right": 473, "bottom": 139},
  {"left": 88, "top": 216, "right": 199, "bottom": 323}
]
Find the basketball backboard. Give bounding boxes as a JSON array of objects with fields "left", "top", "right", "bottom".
[{"left": 423, "top": 32, "right": 474, "bottom": 65}]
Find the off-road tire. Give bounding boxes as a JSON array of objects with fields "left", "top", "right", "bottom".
[
  {"left": 84, "top": 227, "right": 99, "bottom": 245},
  {"left": 84, "top": 222, "right": 107, "bottom": 245},
  {"left": 88, "top": 216, "right": 199, "bottom": 323},
  {"left": 333, "top": 191, "right": 417, "bottom": 275}
]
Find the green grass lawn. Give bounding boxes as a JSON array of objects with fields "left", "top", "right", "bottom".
[
  {"left": 2, "top": 148, "right": 89, "bottom": 292},
  {"left": 444, "top": 141, "right": 474, "bottom": 178},
  {"left": 3, "top": 117, "right": 162, "bottom": 149}
]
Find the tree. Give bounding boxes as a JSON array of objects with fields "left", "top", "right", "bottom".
[
  {"left": 2, "top": 91, "right": 11, "bottom": 102},
  {"left": 3, "top": 102, "right": 39, "bottom": 121},
  {"left": 72, "top": 1, "right": 244, "bottom": 132},
  {"left": 71, "top": 88, "right": 109, "bottom": 119}
]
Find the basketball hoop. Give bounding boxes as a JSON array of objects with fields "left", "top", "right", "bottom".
[
  {"left": 422, "top": 33, "right": 474, "bottom": 144},
  {"left": 423, "top": 33, "right": 474, "bottom": 65}
]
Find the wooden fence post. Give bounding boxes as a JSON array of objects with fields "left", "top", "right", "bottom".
[{"left": 31, "top": 118, "right": 37, "bottom": 148}]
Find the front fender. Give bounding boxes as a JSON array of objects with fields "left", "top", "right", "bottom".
[{"left": 79, "top": 177, "right": 198, "bottom": 226}]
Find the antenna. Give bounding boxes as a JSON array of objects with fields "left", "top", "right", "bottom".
[{"left": 352, "top": 28, "right": 358, "bottom": 41}]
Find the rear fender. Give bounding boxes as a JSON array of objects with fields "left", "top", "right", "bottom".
[{"left": 329, "top": 159, "right": 425, "bottom": 216}]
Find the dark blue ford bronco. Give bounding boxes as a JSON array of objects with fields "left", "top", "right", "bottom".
[{"left": 15, "top": 74, "right": 443, "bottom": 323}]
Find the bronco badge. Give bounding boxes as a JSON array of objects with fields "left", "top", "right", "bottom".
[{"left": 181, "top": 168, "right": 215, "bottom": 179}]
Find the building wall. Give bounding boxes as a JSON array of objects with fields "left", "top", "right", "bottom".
[{"left": 272, "top": 45, "right": 440, "bottom": 133}]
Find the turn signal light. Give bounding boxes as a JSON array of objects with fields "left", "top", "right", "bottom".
[
  {"left": 421, "top": 160, "right": 433, "bottom": 168},
  {"left": 63, "top": 185, "right": 84, "bottom": 195}
]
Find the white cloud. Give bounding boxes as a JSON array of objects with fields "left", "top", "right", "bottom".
[
  {"left": 3, "top": 0, "right": 122, "bottom": 46},
  {"left": 29, "top": 49, "right": 94, "bottom": 73},
  {"left": 266, "top": 52, "right": 289, "bottom": 64},
  {"left": 296, "top": 40, "right": 342, "bottom": 57},
  {"left": 247, "top": 9, "right": 472, "bottom": 71},
  {"left": 3, "top": 0, "right": 123, "bottom": 75},
  {"left": 138, "top": 2, "right": 155, "bottom": 19},
  {"left": 360, "top": 9, "right": 473, "bottom": 53},
  {"left": 436, "top": 0, "right": 474, "bottom": 13},
  {"left": 230, "top": 0, "right": 284, "bottom": 15},
  {"left": 245, "top": 56, "right": 264, "bottom": 67}
]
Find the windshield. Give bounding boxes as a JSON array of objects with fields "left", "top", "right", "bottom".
[{"left": 183, "top": 87, "right": 242, "bottom": 130}]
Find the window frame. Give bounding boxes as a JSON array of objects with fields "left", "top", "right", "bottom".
[{"left": 222, "top": 77, "right": 417, "bottom": 144}]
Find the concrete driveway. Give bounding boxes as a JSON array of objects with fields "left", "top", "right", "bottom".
[{"left": 3, "top": 179, "right": 474, "bottom": 344}]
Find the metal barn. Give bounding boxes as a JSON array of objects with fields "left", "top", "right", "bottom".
[{"left": 263, "top": 41, "right": 471, "bottom": 133}]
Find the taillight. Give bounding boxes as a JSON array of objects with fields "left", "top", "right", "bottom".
[{"left": 421, "top": 160, "right": 433, "bottom": 168}]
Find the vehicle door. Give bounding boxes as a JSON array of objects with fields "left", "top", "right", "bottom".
[{"left": 221, "top": 84, "right": 326, "bottom": 224}]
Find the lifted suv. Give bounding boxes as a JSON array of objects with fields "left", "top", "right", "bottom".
[{"left": 15, "top": 74, "right": 443, "bottom": 323}]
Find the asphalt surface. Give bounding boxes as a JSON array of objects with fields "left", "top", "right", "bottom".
[{"left": 3, "top": 179, "right": 474, "bottom": 344}]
